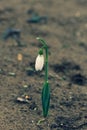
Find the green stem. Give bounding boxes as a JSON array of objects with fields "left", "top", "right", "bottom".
[
  {"left": 45, "top": 46, "right": 48, "bottom": 83},
  {"left": 36, "top": 37, "right": 47, "bottom": 47}
]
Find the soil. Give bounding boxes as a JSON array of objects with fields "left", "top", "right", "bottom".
[{"left": 0, "top": 0, "right": 87, "bottom": 130}]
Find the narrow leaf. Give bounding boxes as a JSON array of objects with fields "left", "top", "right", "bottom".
[{"left": 42, "top": 82, "right": 50, "bottom": 117}]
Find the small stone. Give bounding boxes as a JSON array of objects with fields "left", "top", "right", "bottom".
[
  {"left": 23, "top": 85, "right": 28, "bottom": 88},
  {"left": 8, "top": 72, "right": 16, "bottom": 76},
  {"left": 26, "top": 67, "right": 34, "bottom": 76}
]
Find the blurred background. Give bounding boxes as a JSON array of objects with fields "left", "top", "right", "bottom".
[{"left": 0, "top": 0, "right": 87, "bottom": 130}]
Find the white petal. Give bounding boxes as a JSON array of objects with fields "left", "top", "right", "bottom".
[{"left": 35, "top": 55, "right": 44, "bottom": 71}]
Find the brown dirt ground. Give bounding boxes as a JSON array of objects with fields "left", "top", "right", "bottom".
[{"left": 0, "top": 0, "right": 87, "bottom": 130}]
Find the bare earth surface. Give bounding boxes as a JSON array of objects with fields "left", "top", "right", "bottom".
[{"left": 0, "top": 0, "right": 87, "bottom": 130}]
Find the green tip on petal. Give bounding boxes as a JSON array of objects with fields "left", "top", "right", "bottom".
[{"left": 39, "top": 49, "right": 43, "bottom": 55}]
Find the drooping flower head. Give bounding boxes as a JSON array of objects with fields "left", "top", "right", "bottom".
[{"left": 35, "top": 49, "right": 44, "bottom": 71}]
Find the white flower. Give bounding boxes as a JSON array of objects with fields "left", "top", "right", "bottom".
[{"left": 35, "top": 54, "right": 44, "bottom": 71}]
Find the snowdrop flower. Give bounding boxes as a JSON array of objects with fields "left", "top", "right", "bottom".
[{"left": 35, "top": 54, "right": 44, "bottom": 71}]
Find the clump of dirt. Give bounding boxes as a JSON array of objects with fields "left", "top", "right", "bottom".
[
  {"left": 52, "top": 60, "right": 81, "bottom": 74},
  {"left": 52, "top": 59, "right": 87, "bottom": 86},
  {"left": 70, "top": 73, "right": 87, "bottom": 85}
]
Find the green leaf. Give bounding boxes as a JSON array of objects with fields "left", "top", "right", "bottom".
[{"left": 42, "top": 82, "right": 50, "bottom": 117}]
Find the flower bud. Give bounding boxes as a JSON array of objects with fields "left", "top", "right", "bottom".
[{"left": 35, "top": 54, "right": 44, "bottom": 71}]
